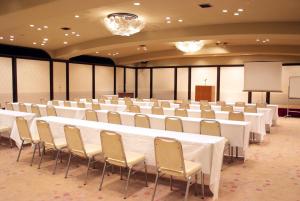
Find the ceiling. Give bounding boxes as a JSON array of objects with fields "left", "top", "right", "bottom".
[{"left": 0, "top": 0, "right": 300, "bottom": 65}]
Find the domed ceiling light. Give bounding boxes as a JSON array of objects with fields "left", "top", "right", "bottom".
[
  {"left": 104, "top": 13, "right": 145, "bottom": 36},
  {"left": 175, "top": 40, "right": 204, "bottom": 53}
]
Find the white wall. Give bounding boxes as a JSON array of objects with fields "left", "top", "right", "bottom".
[
  {"left": 0, "top": 57, "right": 12, "bottom": 104},
  {"left": 177, "top": 68, "right": 188, "bottom": 100},
  {"left": 53, "top": 62, "right": 66, "bottom": 100},
  {"left": 69, "top": 63, "right": 92, "bottom": 100},
  {"left": 153, "top": 68, "right": 174, "bottom": 99},
  {"left": 126, "top": 68, "right": 135, "bottom": 94},
  {"left": 17, "top": 59, "right": 49, "bottom": 103},
  {"left": 95, "top": 66, "right": 114, "bottom": 97},
  {"left": 138, "top": 69, "right": 150, "bottom": 98},
  {"left": 116, "top": 67, "right": 124, "bottom": 92}
]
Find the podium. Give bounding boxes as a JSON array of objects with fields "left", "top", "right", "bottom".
[{"left": 195, "top": 85, "right": 215, "bottom": 101}]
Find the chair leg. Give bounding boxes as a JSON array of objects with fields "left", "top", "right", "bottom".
[
  {"left": 38, "top": 143, "right": 41, "bottom": 156},
  {"left": 99, "top": 161, "right": 107, "bottom": 191},
  {"left": 170, "top": 176, "right": 173, "bottom": 191},
  {"left": 64, "top": 153, "right": 72, "bottom": 178},
  {"left": 53, "top": 150, "right": 61, "bottom": 175},
  {"left": 124, "top": 167, "right": 132, "bottom": 199},
  {"left": 236, "top": 147, "right": 238, "bottom": 158},
  {"left": 184, "top": 176, "right": 192, "bottom": 201},
  {"left": 151, "top": 172, "right": 159, "bottom": 201},
  {"left": 120, "top": 167, "right": 123, "bottom": 180},
  {"left": 201, "top": 172, "right": 205, "bottom": 199},
  {"left": 16, "top": 140, "right": 24, "bottom": 162},
  {"left": 38, "top": 144, "right": 45, "bottom": 169},
  {"left": 9, "top": 137, "right": 13, "bottom": 148},
  {"left": 144, "top": 161, "right": 148, "bottom": 187},
  {"left": 194, "top": 174, "right": 198, "bottom": 196},
  {"left": 30, "top": 143, "right": 37, "bottom": 166},
  {"left": 84, "top": 157, "right": 92, "bottom": 185}
]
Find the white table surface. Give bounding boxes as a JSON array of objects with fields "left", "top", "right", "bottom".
[{"left": 30, "top": 116, "right": 226, "bottom": 199}]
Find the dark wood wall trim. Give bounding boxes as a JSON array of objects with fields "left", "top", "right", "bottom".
[
  {"left": 135, "top": 68, "right": 138, "bottom": 98},
  {"left": 92, "top": 65, "right": 95, "bottom": 99},
  {"left": 248, "top": 91, "right": 252, "bottom": 103},
  {"left": 123, "top": 67, "right": 126, "bottom": 92},
  {"left": 113, "top": 66, "right": 116, "bottom": 95},
  {"left": 174, "top": 67, "right": 178, "bottom": 100},
  {"left": 188, "top": 67, "right": 192, "bottom": 100},
  {"left": 150, "top": 68, "right": 153, "bottom": 98},
  {"left": 12, "top": 57, "right": 18, "bottom": 102},
  {"left": 49, "top": 60, "right": 54, "bottom": 100},
  {"left": 216, "top": 66, "right": 221, "bottom": 101},
  {"left": 266, "top": 92, "right": 271, "bottom": 104},
  {"left": 66, "top": 62, "right": 69, "bottom": 100}
]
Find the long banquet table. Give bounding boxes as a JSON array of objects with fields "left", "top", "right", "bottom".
[{"left": 29, "top": 116, "right": 226, "bottom": 199}]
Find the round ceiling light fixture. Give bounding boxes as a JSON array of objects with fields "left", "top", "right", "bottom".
[
  {"left": 175, "top": 40, "right": 204, "bottom": 53},
  {"left": 104, "top": 13, "right": 145, "bottom": 36}
]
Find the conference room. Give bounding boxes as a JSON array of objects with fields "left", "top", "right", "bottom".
[{"left": 0, "top": 0, "right": 300, "bottom": 201}]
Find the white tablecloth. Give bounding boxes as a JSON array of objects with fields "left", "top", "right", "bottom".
[
  {"left": 0, "top": 110, "right": 36, "bottom": 148},
  {"left": 30, "top": 116, "right": 226, "bottom": 199}
]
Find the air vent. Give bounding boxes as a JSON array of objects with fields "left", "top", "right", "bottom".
[
  {"left": 199, "top": 3, "right": 212, "bottom": 8},
  {"left": 61, "top": 27, "right": 71, "bottom": 31}
]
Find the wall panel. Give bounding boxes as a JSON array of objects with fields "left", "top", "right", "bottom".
[
  {"left": 177, "top": 68, "right": 189, "bottom": 100},
  {"left": 0, "top": 57, "right": 12, "bottom": 104},
  {"left": 53, "top": 62, "right": 66, "bottom": 100},
  {"left": 138, "top": 69, "right": 150, "bottom": 98},
  {"left": 116, "top": 67, "right": 124, "bottom": 92},
  {"left": 69, "top": 63, "right": 92, "bottom": 100},
  {"left": 153, "top": 68, "right": 174, "bottom": 99},
  {"left": 17, "top": 59, "right": 49, "bottom": 103},
  {"left": 95, "top": 66, "right": 114, "bottom": 97},
  {"left": 126, "top": 68, "right": 135, "bottom": 94}
]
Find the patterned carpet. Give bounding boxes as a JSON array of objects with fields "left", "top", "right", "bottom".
[{"left": 0, "top": 117, "right": 299, "bottom": 201}]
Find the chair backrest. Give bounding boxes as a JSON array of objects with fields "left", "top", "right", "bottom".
[
  {"left": 152, "top": 106, "right": 164, "bottom": 115},
  {"left": 229, "top": 111, "right": 245, "bottom": 121},
  {"left": 200, "top": 120, "right": 221, "bottom": 136},
  {"left": 92, "top": 103, "right": 101, "bottom": 110},
  {"left": 31, "top": 104, "right": 41, "bottom": 117},
  {"left": 85, "top": 109, "right": 98, "bottom": 121},
  {"left": 221, "top": 105, "right": 233, "bottom": 112},
  {"left": 165, "top": 117, "right": 183, "bottom": 132},
  {"left": 107, "top": 111, "right": 121, "bottom": 124},
  {"left": 86, "top": 98, "right": 93, "bottom": 103},
  {"left": 154, "top": 137, "right": 185, "bottom": 177},
  {"left": 175, "top": 108, "right": 188, "bottom": 117},
  {"left": 52, "top": 100, "right": 59, "bottom": 106},
  {"left": 161, "top": 101, "right": 171, "bottom": 108},
  {"left": 217, "top": 101, "right": 226, "bottom": 106},
  {"left": 256, "top": 102, "right": 267, "bottom": 108},
  {"left": 40, "top": 98, "right": 47, "bottom": 105},
  {"left": 6, "top": 102, "right": 14, "bottom": 110},
  {"left": 100, "top": 95, "right": 108, "bottom": 100},
  {"left": 235, "top": 102, "right": 245, "bottom": 107},
  {"left": 111, "top": 96, "right": 118, "bottom": 100},
  {"left": 77, "top": 102, "right": 85, "bottom": 108},
  {"left": 200, "top": 104, "right": 211, "bottom": 110},
  {"left": 64, "top": 125, "right": 86, "bottom": 157},
  {"left": 100, "top": 130, "right": 127, "bottom": 166},
  {"left": 134, "top": 114, "right": 150, "bottom": 128},
  {"left": 128, "top": 105, "right": 140, "bottom": 113},
  {"left": 19, "top": 103, "right": 27, "bottom": 112},
  {"left": 125, "top": 100, "right": 133, "bottom": 106},
  {"left": 199, "top": 100, "right": 209, "bottom": 105},
  {"left": 201, "top": 110, "right": 216, "bottom": 119},
  {"left": 73, "top": 98, "right": 80, "bottom": 102},
  {"left": 16, "top": 117, "right": 32, "bottom": 141},
  {"left": 64, "top": 101, "right": 71, "bottom": 107},
  {"left": 46, "top": 105, "right": 57, "bottom": 116},
  {"left": 36, "top": 120, "right": 55, "bottom": 148},
  {"left": 179, "top": 102, "right": 190, "bottom": 109},
  {"left": 98, "top": 98, "right": 105, "bottom": 104},
  {"left": 244, "top": 105, "right": 257, "bottom": 113},
  {"left": 136, "top": 98, "right": 143, "bottom": 102},
  {"left": 124, "top": 97, "right": 131, "bottom": 101},
  {"left": 150, "top": 98, "right": 157, "bottom": 102},
  {"left": 111, "top": 99, "right": 118, "bottom": 104}
]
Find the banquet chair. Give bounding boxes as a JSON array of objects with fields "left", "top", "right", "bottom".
[
  {"left": 111, "top": 99, "right": 118, "bottom": 104},
  {"left": 235, "top": 102, "right": 245, "bottom": 107},
  {"left": 64, "top": 101, "right": 71, "bottom": 107},
  {"left": 86, "top": 98, "right": 93, "bottom": 103},
  {"left": 175, "top": 108, "right": 188, "bottom": 117},
  {"left": 64, "top": 125, "right": 102, "bottom": 185},
  {"left": 152, "top": 137, "right": 204, "bottom": 201},
  {"left": 46, "top": 105, "right": 57, "bottom": 116},
  {"left": 107, "top": 111, "right": 121, "bottom": 124},
  {"left": 199, "top": 100, "right": 209, "bottom": 105},
  {"left": 179, "top": 102, "right": 190, "bottom": 109},
  {"left": 152, "top": 106, "right": 164, "bottom": 115},
  {"left": 161, "top": 101, "right": 171, "bottom": 108},
  {"left": 112, "top": 96, "right": 118, "bottom": 101},
  {"left": 85, "top": 109, "right": 98, "bottom": 122},
  {"left": 0, "top": 124, "right": 13, "bottom": 147},
  {"left": 5, "top": 102, "right": 14, "bottom": 110},
  {"left": 73, "top": 98, "right": 79, "bottom": 102},
  {"left": 216, "top": 101, "right": 226, "bottom": 106},
  {"left": 31, "top": 104, "right": 41, "bottom": 117},
  {"left": 229, "top": 111, "right": 245, "bottom": 121},
  {"left": 201, "top": 110, "right": 216, "bottom": 119},
  {"left": 128, "top": 105, "right": 140, "bottom": 113},
  {"left": 165, "top": 117, "right": 183, "bottom": 132},
  {"left": 92, "top": 103, "right": 101, "bottom": 110},
  {"left": 150, "top": 98, "right": 158, "bottom": 102},
  {"left": 99, "top": 130, "right": 148, "bottom": 199},
  {"left": 256, "top": 102, "right": 267, "bottom": 108},
  {"left": 36, "top": 120, "right": 67, "bottom": 174},
  {"left": 52, "top": 100, "right": 60, "bottom": 106},
  {"left": 125, "top": 100, "right": 133, "bottom": 106},
  {"left": 77, "top": 102, "right": 85, "bottom": 108},
  {"left": 124, "top": 97, "right": 131, "bottom": 101},
  {"left": 200, "top": 120, "right": 221, "bottom": 136},
  {"left": 221, "top": 105, "right": 233, "bottom": 112},
  {"left": 16, "top": 117, "right": 40, "bottom": 166},
  {"left": 136, "top": 98, "right": 143, "bottom": 102},
  {"left": 134, "top": 114, "right": 150, "bottom": 128},
  {"left": 19, "top": 103, "right": 27, "bottom": 112},
  {"left": 244, "top": 105, "right": 257, "bottom": 113},
  {"left": 98, "top": 98, "right": 105, "bottom": 104},
  {"left": 200, "top": 104, "right": 211, "bottom": 111},
  {"left": 40, "top": 98, "right": 47, "bottom": 105},
  {"left": 100, "top": 96, "right": 108, "bottom": 100}
]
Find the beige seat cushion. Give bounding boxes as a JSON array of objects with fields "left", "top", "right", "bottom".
[
  {"left": 53, "top": 138, "right": 67, "bottom": 149},
  {"left": 184, "top": 160, "right": 202, "bottom": 177},
  {"left": 0, "top": 125, "right": 11, "bottom": 133},
  {"left": 125, "top": 151, "right": 145, "bottom": 167},
  {"left": 84, "top": 144, "right": 102, "bottom": 157}
]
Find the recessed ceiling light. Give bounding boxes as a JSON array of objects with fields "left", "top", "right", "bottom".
[
  {"left": 10, "top": 35, "right": 14, "bottom": 38},
  {"left": 29, "top": 24, "right": 35, "bottom": 27},
  {"left": 96, "top": 51, "right": 99, "bottom": 54},
  {"left": 63, "top": 41, "right": 68, "bottom": 44},
  {"left": 10, "top": 38, "right": 14, "bottom": 41},
  {"left": 234, "top": 12, "right": 239, "bottom": 16},
  {"left": 133, "top": 2, "right": 140, "bottom": 6},
  {"left": 33, "top": 42, "right": 37, "bottom": 45},
  {"left": 0, "top": 36, "right": 3, "bottom": 40},
  {"left": 108, "top": 53, "right": 111, "bottom": 56},
  {"left": 43, "top": 38, "right": 48, "bottom": 41},
  {"left": 238, "top": 8, "right": 244, "bottom": 12},
  {"left": 262, "top": 40, "right": 266, "bottom": 43},
  {"left": 256, "top": 39, "right": 260, "bottom": 42},
  {"left": 75, "top": 33, "right": 80, "bottom": 37},
  {"left": 222, "top": 9, "right": 228, "bottom": 13},
  {"left": 71, "top": 31, "right": 76, "bottom": 35},
  {"left": 178, "top": 19, "right": 183, "bottom": 22},
  {"left": 43, "top": 25, "right": 48, "bottom": 29},
  {"left": 75, "top": 15, "right": 80, "bottom": 18},
  {"left": 37, "top": 27, "right": 42, "bottom": 31},
  {"left": 166, "top": 21, "right": 171, "bottom": 24},
  {"left": 65, "top": 33, "right": 69, "bottom": 36},
  {"left": 165, "top": 17, "right": 171, "bottom": 20},
  {"left": 266, "top": 38, "right": 270, "bottom": 42},
  {"left": 41, "top": 43, "right": 45, "bottom": 46}
]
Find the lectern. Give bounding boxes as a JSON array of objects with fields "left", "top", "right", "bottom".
[{"left": 195, "top": 85, "right": 215, "bottom": 101}]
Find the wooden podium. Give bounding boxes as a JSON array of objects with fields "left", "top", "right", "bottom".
[{"left": 195, "top": 85, "right": 215, "bottom": 101}]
